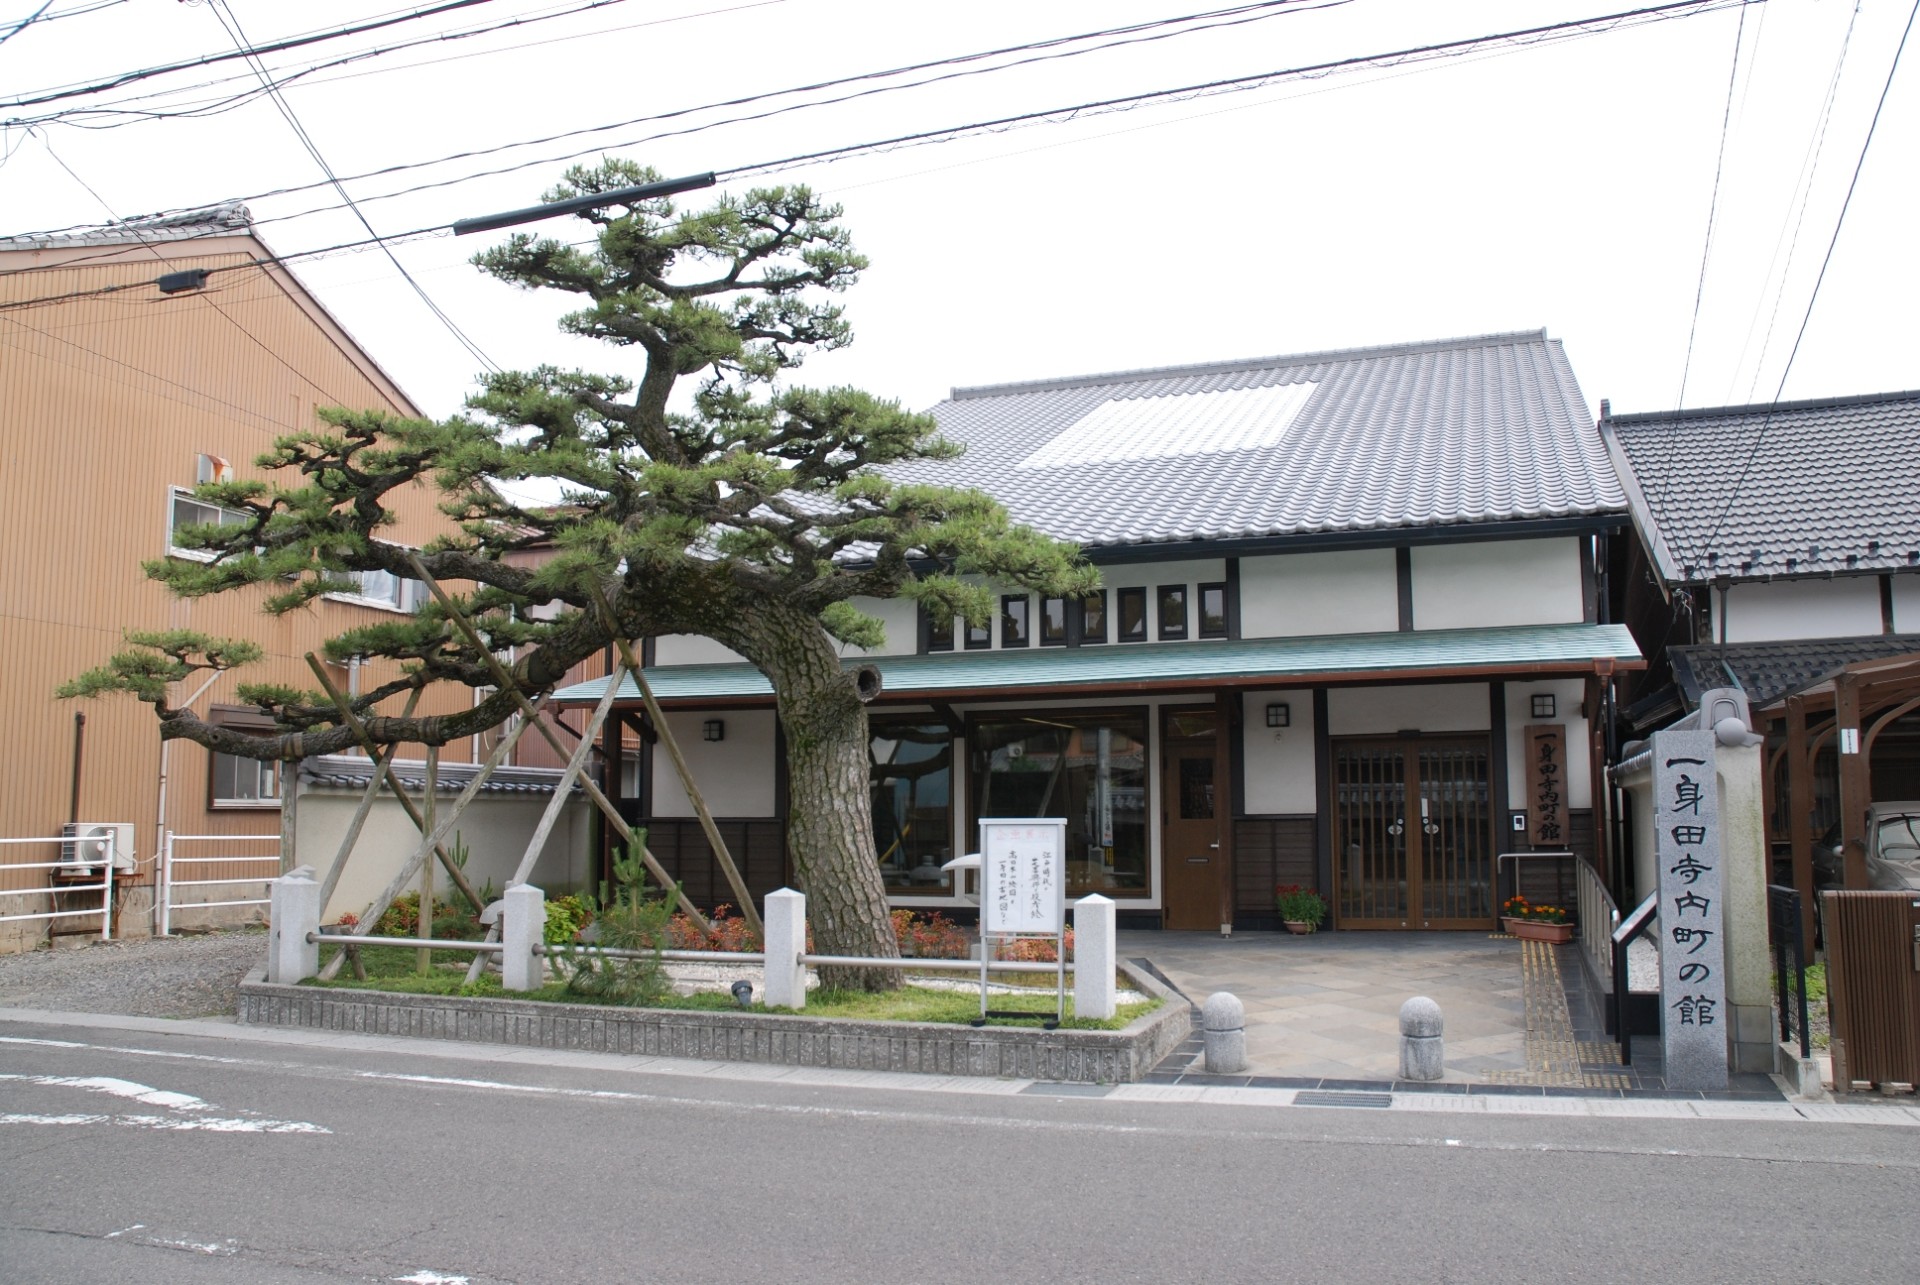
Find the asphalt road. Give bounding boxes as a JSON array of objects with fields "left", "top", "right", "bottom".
[{"left": 2, "top": 1016, "right": 1917, "bottom": 1284}]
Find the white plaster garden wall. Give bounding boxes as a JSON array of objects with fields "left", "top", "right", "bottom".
[
  {"left": 1721, "top": 577, "right": 1883, "bottom": 642},
  {"left": 1327, "top": 683, "right": 1490, "bottom": 735},
  {"left": 302, "top": 786, "right": 593, "bottom": 923},
  {"left": 1410, "top": 538, "right": 1582, "bottom": 630},
  {"left": 1240, "top": 690, "right": 1316, "bottom": 813},
  {"left": 649, "top": 710, "right": 778, "bottom": 818},
  {"left": 1239, "top": 548, "right": 1397, "bottom": 637},
  {"left": 1503, "top": 676, "right": 1592, "bottom": 810}
]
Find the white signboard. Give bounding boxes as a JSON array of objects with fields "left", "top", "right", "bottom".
[
  {"left": 979, "top": 819, "right": 1066, "bottom": 935},
  {"left": 1652, "top": 729, "right": 1728, "bottom": 1091}
]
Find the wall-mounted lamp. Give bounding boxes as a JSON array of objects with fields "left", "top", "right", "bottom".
[
  {"left": 702, "top": 719, "right": 725, "bottom": 742},
  {"left": 1265, "top": 702, "right": 1290, "bottom": 728},
  {"left": 1530, "top": 694, "right": 1556, "bottom": 719}
]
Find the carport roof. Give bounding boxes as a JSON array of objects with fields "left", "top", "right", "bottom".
[{"left": 553, "top": 622, "right": 1642, "bottom": 706}]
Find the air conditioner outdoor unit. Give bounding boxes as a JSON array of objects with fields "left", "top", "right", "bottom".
[{"left": 60, "top": 822, "right": 136, "bottom": 875}]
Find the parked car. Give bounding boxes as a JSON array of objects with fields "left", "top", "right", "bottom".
[{"left": 1812, "top": 802, "right": 1920, "bottom": 891}]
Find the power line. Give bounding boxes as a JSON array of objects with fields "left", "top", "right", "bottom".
[
  {"left": 0, "top": 0, "right": 1758, "bottom": 318},
  {"left": 0, "top": 0, "right": 501, "bottom": 111},
  {"left": 205, "top": 0, "right": 498, "bottom": 373},
  {"left": 8, "top": 0, "right": 665, "bottom": 129},
  {"left": 0, "top": 1, "right": 56, "bottom": 48},
  {"left": 1692, "top": 0, "right": 1917, "bottom": 563},
  {"left": 1672, "top": 1, "right": 1747, "bottom": 414}
]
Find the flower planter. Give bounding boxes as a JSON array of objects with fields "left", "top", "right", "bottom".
[
  {"left": 1502, "top": 917, "right": 1573, "bottom": 944},
  {"left": 1282, "top": 921, "right": 1316, "bottom": 935}
]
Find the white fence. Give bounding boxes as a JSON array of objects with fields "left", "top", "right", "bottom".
[
  {"left": 0, "top": 835, "right": 116, "bottom": 941},
  {"left": 159, "top": 832, "right": 279, "bottom": 936}
]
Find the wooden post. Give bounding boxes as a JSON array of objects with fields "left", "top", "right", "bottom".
[
  {"left": 279, "top": 757, "right": 300, "bottom": 876},
  {"left": 1836, "top": 674, "right": 1869, "bottom": 888},
  {"left": 419, "top": 748, "right": 436, "bottom": 974},
  {"left": 404, "top": 555, "right": 704, "bottom": 925},
  {"left": 592, "top": 593, "right": 760, "bottom": 938},
  {"left": 1785, "top": 695, "right": 1817, "bottom": 948}
]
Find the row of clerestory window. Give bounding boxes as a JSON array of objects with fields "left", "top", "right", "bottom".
[{"left": 924, "top": 582, "right": 1229, "bottom": 652}]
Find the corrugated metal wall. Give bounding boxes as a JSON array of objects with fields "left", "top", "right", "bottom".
[{"left": 0, "top": 235, "right": 473, "bottom": 946}]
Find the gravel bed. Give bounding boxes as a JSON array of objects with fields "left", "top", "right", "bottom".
[{"left": 0, "top": 930, "right": 267, "bottom": 1019}]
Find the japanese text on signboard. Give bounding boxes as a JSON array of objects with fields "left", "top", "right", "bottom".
[{"left": 980, "top": 820, "right": 1064, "bottom": 934}]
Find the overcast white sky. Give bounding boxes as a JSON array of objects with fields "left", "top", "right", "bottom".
[{"left": 3, "top": 0, "right": 1914, "bottom": 425}]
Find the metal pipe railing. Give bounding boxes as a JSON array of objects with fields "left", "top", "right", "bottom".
[
  {"left": 161, "top": 833, "right": 277, "bottom": 936},
  {"left": 311, "top": 932, "right": 504, "bottom": 952},
  {"left": 0, "top": 843, "right": 115, "bottom": 940},
  {"left": 303, "top": 934, "right": 1068, "bottom": 978}
]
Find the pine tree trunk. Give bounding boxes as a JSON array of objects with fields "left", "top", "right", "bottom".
[{"left": 730, "top": 602, "right": 900, "bottom": 992}]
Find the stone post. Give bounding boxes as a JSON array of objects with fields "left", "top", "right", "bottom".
[
  {"left": 763, "top": 888, "right": 807, "bottom": 1010},
  {"left": 501, "top": 883, "right": 545, "bottom": 993},
  {"left": 1399, "top": 996, "right": 1445, "bottom": 1081},
  {"left": 1073, "top": 893, "right": 1117, "bottom": 1021},
  {"left": 267, "top": 865, "right": 320, "bottom": 984},
  {"left": 1202, "top": 991, "right": 1246, "bottom": 1074}
]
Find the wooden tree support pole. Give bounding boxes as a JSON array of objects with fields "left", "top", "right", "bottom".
[
  {"left": 463, "top": 658, "right": 640, "bottom": 985},
  {"left": 591, "top": 586, "right": 760, "bottom": 938},
  {"left": 315, "top": 701, "right": 543, "bottom": 981},
  {"left": 305, "top": 658, "right": 481, "bottom": 915},
  {"left": 404, "top": 555, "right": 708, "bottom": 928},
  {"left": 419, "top": 748, "right": 437, "bottom": 975}
]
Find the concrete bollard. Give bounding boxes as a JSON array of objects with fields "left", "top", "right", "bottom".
[
  {"left": 1399, "top": 996, "right": 1445, "bottom": 1081},
  {"left": 267, "top": 865, "right": 320, "bottom": 984},
  {"left": 763, "top": 888, "right": 807, "bottom": 1010},
  {"left": 1202, "top": 991, "right": 1247, "bottom": 1074},
  {"left": 1073, "top": 894, "right": 1117, "bottom": 1021},
  {"left": 501, "top": 883, "right": 545, "bottom": 992}
]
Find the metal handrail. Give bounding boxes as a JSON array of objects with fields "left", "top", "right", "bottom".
[
  {"left": 1766, "top": 884, "right": 1813, "bottom": 1061},
  {"left": 304, "top": 933, "right": 1066, "bottom": 977},
  {"left": 1611, "top": 893, "right": 1659, "bottom": 1066},
  {"left": 0, "top": 843, "right": 115, "bottom": 939},
  {"left": 1574, "top": 857, "right": 1620, "bottom": 988}
]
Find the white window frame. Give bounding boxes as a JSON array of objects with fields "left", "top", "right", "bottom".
[
  {"left": 211, "top": 752, "right": 281, "bottom": 809},
  {"left": 323, "top": 542, "right": 427, "bottom": 614},
  {"left": 166, "top": 485, "right": 251, "bottom": 561}
]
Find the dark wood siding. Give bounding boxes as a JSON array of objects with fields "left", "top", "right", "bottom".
[
  {"left": 1511, "top": 808, "right": 1597, "bottom": 909},
  {"left": 1233, "top": 816, "right": 1317, "bottom": 930},
  {"left": 629, "top": 818, "right": 787, "bottom": 913}
]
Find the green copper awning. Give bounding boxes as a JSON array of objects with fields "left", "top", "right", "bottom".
[{"left": 551, "top": 622, "right": 1642, "bottom": 705}]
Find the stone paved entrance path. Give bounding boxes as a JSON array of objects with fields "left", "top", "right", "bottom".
[{"left": 1124, "top": 929, "right": 1535, "bottom": 1083}]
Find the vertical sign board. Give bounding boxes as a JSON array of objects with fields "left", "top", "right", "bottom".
[
  {"left": 979, "top": 819, "right": 1066, "bottom": 935},
  {"left": 1653, "top": 729, "right": 1728, "bottom": 1090},
  {"left": 1524, "top": 724, "right": 1567, "bottom": 848}
]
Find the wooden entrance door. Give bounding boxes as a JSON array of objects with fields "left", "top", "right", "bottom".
[
  {"left": 1162, "top": 707, "right": 1225, "bottom": 931},
  {"left": 1334, "top": 735, "right": 1494, "bottom": 929}
]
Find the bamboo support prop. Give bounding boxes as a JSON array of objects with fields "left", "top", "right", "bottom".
[
  {"left": 305, "top": 658, "right": 483, "bottom": 915},
  {"left": 590, "top": 586, "right": 760, "bottom": 939},
  {"left": 404, "top": 554, "right": 707, "bottom": 927},
  {"left": 419, "top": 748, "right": 436, "bottom": 975}
]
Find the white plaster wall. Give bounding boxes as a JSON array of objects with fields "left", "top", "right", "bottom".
[
  {"left": 1327, "top": 683, "right": 1490, "bottom": 735},
  {"left": 301, "top": 789, "right": 593, "bottom": 923},
  {"left": 1241, "top": 690, "right": 1317, "bottom": 813},
  {"left": 1410, "top": 538, "right": 1584, "bottom": 630},
  {"left": 649, "top": 709, "right": 778, "bottom": 817},
  {"left": 1893, "top": 574, "right": 1920, "bottom": 634},
  {"left": 1722, "top": 577, "right": 1884, "bottom": 642},
  {"left": 836, "top": 595, "right": 919, "bottom": 657},
  {"left": 654, "top": 634, "right": 746, "bottom": 666},
  {"left": 1240, "top": 549, "right": 1398, "bottom": 638},
  {"left": 1503, "top": 677, "right": 1592, "bottom": 810}
]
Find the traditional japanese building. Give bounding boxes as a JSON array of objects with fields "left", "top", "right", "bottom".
[{"left": 558, "top": 330, "right": 1642, "bottom": 930}]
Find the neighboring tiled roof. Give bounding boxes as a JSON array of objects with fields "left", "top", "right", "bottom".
[
  {"left": 1669, "top": 635, "right": 1920, "bottom": 707},
  {"left": 554, "top": 623, "right": 1643, "bottom": 705},
  {"left": 299, "top": 755, "right": 576, "bottom": 796},
  {"left": 1604, "top": 391, "right": 1920, "bottom": 583},
  {"left": 888, "top": 330, "right": 1626, "bottom": 549},
  {"left": 0, "top": 201, "right": 253, "bottom": 250}
]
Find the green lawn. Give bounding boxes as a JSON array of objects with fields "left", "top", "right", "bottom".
[{"left": 306, "top": 945, "right": 1154, "bottom": 1030}]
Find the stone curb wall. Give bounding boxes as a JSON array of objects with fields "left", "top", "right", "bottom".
[{"left": 237, "top": 963, "right": 1190, "bottom": 1084}]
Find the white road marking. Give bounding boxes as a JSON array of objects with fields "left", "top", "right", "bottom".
[
  {"left": 394, "top": 1272, "right": 470, "bottom": 1284},
  {"left": 104, "top": 1224, "right": 146, "bottom": 1238},
  {"left": 0, "top": 1071, "right": 328, "bottom": 1133}
]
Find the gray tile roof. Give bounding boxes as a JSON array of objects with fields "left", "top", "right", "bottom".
[
  {"left": 1670, "top": 635, "right": 1920, "bottom": 707},
  {"left": 299, "top": 755, "right": 576, "bottom": 796},
  {"left": 891, "top": 329, "right": 1625, "bottom": 549},
  {"left": 0, "top": 201, "right": 252, "bottom": 250},
  {"left": 1604, "top": 390, "right": 1920, "bottom": 582}
]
